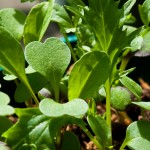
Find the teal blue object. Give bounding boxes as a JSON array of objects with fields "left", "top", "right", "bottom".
[
  {"left": 0, "top": 68, "right": 3, "bottom": 71},
  {"left": 60, "top": 35, "right": 77, "bottom": 43}
]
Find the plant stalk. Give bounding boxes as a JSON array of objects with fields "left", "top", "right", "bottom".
[
  {"left": 63, "top": 32, "right": 78, "bottom": 62},
  {"left": 105, "top": 78, "right": 112, "bottom": 146},
  {"left": 81, "top": 126, "right": 103, "bottom": 150}
]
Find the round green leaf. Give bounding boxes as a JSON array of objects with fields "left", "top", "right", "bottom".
[
  {"left": 121, "top": 121, "right": 150, "bottom": 150},
  {"left": 111, "top": 86, "right": 132, "bottom": 110},
  {"left": 25, "top": 37, "right": 71, "bottom": 100},
  {"left": 0, "top": 8, "right": 26, "bottom": 41},
  {"left": 68, "top": 51, "right": 111, "bottom": 100},
  {"left": 0, "top": 92, "right": 14, "bottom": 116},
  {"left": 39, "top": 98, "right": 89, "bottom": 117}
]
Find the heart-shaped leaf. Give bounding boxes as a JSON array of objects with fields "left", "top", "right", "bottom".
[
  {"left": 121, "top": 120, "right": 150, "bottom": 150},
  {"left": 0, "top": 8, "right": 26, "bottom": 41},
  {"left": 0, "top": 92, "right": 14, "bottom": 116},
  {"left": 24, "top": 0, "right": 54, "bottom": 45},
  {"left": 68, "top": 51, "right": 111, "bottom": 100},
  {"left": 25, "top": 37, "right": 71, "bottom": 101},
  {"left": 39, "top": 98, "right": 88, "bottom": 117}
]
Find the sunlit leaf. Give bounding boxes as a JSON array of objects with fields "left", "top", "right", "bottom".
[
  {"left": 68, "top": 51, "right": 111, "bottom": 100},
  {"left": 120, "top": 76, "right": 142, "bottom": 100},
  {"left": 25, "top": 37, "right": 71, "bottom": 101},
  {"left": 39, "top": 98, "right": 88, "bottom": 117},
  {"left": 121, "top": 121, "right": 150, "bottom": 150},
  {"left": 0, "top": 8, "right": 26, "bottom": 41},
  {"left": 24, "top": 0, "right": 54, "bottom": 45},
  {"left": 0, "top": 92, "right": 14, "bottom": 116}
]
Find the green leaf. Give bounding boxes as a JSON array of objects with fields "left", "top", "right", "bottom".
[
  {"left": 39, "top": 98, "right": 88, "bottom": 117},
  {"left": 139, "top": 0, "right": 150, "bottom": 27},
  {"left": 0, "top": 92, "right": 14, "bottom": 116},
  {"left": 0, "top": 8, "right": 26, "bottom": 41},
  {"left": 121, "top": 121, "right": 150, "bottom": 150},
  {"left": 0, "top": 26, "right": 37, "bottom": 104},
  {"left": 62, "top": 131, "right": 80, "bottom": 150},
  {"left": 87, "top": 115, "right": 111, "bottom": 148},
  {"left": 120, "top": 76, "right": 142, "bottom": 100},
  {"left": 23, "top": 0, "right": 54, "bottom": 45},
  {"left": 2, "top": 108, "right": 56, "bottom": 150},
  {"left": 68, "top": 51, "right": 111, "bottom": 100},
  {"left": 2, "top": 108, "right": 86, "bottom": 149},
  {"left": 52, "top": 4, "right": 73, "bottom": 29},
  {"left": 111, "top": 86, "right": 132, "bottom": 110},
  {"left": 132, "top": 102, "right": 150, "bottom": 110},
  {"left": 0, "top": 26, "right": 26, "bottom": 80},
  {"left": 0, "top": 117, "right": 13, "bottom": 141},
  {"left": 15, "top": 72, "right": 49, "bottom": 102},
  {"left": 25, "top": 37, "right": 71, "bottom": 101}
]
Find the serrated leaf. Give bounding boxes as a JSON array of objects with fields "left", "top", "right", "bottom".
[
  {"left": 62, "top": 131, "right": 80, "bottom": 150},
  {"left": 111, "top": 86, "right": 132, "bottom": 110},
  {"left": 87, "top": 115, "right": 111, "bottom": 148},
  {"left": 120, "top": 76, "right": 142, "bottom": 100},
  {"left": 25, "top": 37, "right": 71, "bottom": 101},
  {"left": 132, "top": 102, "right": 150, "bottom": 110},
  {"left": 39, "top": 98, "right": 88, "bottom": 117},
  {"left": 68, "top": 51, "right": 111, "bottom": 100},
  {"left": 2, "top": 108, "right": 86, "bottom": 150},
  {"left": 15, "top": 72, "right": 48, "bottom": 102},
  {"left": 0, "top": 8, "right": 26, "bottom": 41},
  {"left": 121, "top": 121, "right": 150, "bottom": 150},
  {"left": 24, "top": 0, "right": 54, "bottom": 45},
  {"left": 139, "top": 0, "right": 150, "bottom": 27},
  {"left": 0, "top": 92, "right": 14, "bottom": 116}
]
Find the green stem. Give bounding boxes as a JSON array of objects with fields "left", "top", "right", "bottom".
[
  {"left": 105, "top": 78, "right": 112, "bottom": 146},
  {"left": 63, "top": 32, "right": 78, "bottom": 62},
  {"left": 81, "top": 126, "right": 103, "bottom": 150},
  {"left": 21, "top": 76, "right": 39, "bottom": 105},
  {"left": 120, "top": 52, "right": 133, "bottom": 72}
]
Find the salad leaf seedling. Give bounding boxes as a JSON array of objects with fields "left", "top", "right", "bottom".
[{"left": 0, "top": 0, "right": 150, "bottom": 149}]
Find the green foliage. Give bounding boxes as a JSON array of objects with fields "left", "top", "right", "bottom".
[
  {"left": 0, "top": 92, "right": 14, "bottom": 116},
  {"left": 68, "top": 51, "right": 111, "bottom": 100},
  {"left": 0, "top": 8, "right": 26, "bottom": 41},
  {"left": 25, "top": 37, "right": 71, "bottom": 101},
  {"left": 24, "top": 0, "right": 55, "bottom": 45},
  {"left": 121, "top": 121, "right": 150, "bottom": 150},
  {"left": 111, "top": 86, "right": 132, "bottom": 110},
  {"left": 39, "top": 98, "right": 89, "bottom": 117},
  {"left": 0, "top": 0, "right": 150, "bottom": 149},
  {"left": 62, "top": 131, "right": 80, "bottom": 150}
]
